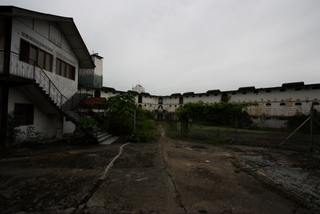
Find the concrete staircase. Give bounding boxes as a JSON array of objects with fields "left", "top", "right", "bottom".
[
  {"left": 35, "top": 83, "right": 120, "bottom": 144},
  {"left": 97, "top": 131, "right": 120, "bottom": 145}
]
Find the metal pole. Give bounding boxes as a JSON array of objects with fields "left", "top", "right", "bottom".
[
  {"left": 280, "top": 117, "right": 310, "bottom": 146},
  {"left": 133, "top": 107, "right": 136, "bottom": 133},
  {"left": 310, "top": 102, "right": 314, "bottom": 152},
  {"left": 235, "top": 116, "right": 238, "bottom": 142}
]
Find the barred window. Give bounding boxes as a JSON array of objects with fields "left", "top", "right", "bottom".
[
  {"left": 15, "top": 103, "right": 34, "bottom": 126},
  {"left": 19, "top": 39, "right": 30, "bottom": 62},
  {"left": 56, "top": 58, "right": 76, "bottom": 80},
  {"left": 30, "top": 45, "right": 38, "bottom": 65},
  {"left": 39, "top": 49, "right": 46, "bottom": 69},
  {"left": 45, "top": 54, "right": 53, "bottom": 71},
  {"left": 61, "top": 61, "right": 66, "bottom": 77},
  {"left": 19, "top": 39, "right": 53, "bottom": 72}
]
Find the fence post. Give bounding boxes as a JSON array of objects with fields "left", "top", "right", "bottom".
[
  {"left": 133, "top": 107, "right": 136, "bottom": 133},
  {"left": 235, "top": 116, "right": 238, "bottom": 142}
]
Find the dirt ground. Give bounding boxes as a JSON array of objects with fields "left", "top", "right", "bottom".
[{"left": 0, "top": 128, "right": 320, "bottom": 213}]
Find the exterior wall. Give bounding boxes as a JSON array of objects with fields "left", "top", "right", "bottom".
[
  {"left": 8, "top": 87, "right": 57, "bottom": 141},
  {"left": 0, "top": 17, "right": 5, "bottom": 73},
  {"left": 92, "top": 56, "right": 103, "bottom": 88},
  {"left": 63, "top": 118, "right": 76, "bottom": 134},
  {"left": 79, "top": 54, "right": 103, "bottom": 88},
  {"left": 251, "top": 117, "right": 287, "bottom": 128},
  {"left": 11, "top": 17, "right": 79, "bottom": 98},
  {"left": 89, "top": 83, "right": 320, "bottom": 125}
]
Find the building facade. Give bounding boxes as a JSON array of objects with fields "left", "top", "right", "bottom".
[
  {"left": 86, "top": 82, "right": 320, "bottom": 128},
  {"left": 0, "top": 6, "right": 96, "bottom": 146}
]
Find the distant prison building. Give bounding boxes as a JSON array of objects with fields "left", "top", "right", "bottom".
[{"left": 84, "top": 82, "right": 320, "bottom": 128}]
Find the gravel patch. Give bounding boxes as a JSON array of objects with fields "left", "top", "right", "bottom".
[{"left": 241, "top": 155, "right": 320, "bottom": 210}]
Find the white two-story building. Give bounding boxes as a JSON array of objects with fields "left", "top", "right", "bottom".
[{"left": 0, "top": 6, "right": 100, "bottom": 146}]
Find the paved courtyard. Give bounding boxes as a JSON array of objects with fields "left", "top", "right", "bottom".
[{"left": 0, "top": 133, "right": 319, "bottom": 213}]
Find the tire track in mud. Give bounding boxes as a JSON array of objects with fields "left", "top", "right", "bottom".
[{"left": 159, "top": 143, "right": 187, "bottom": 213}]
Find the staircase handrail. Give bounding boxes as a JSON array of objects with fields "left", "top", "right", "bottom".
[{"left": 3, "top": 51, "right": 80, "bottom": 109}]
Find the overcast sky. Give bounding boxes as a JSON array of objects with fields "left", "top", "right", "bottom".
[{"left": 3, "top": 0, "right": 320, "bottom": 95}]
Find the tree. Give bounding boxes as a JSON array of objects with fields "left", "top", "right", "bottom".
[{"left": 105, "top": 92, "right": 136, "bottom": 135}]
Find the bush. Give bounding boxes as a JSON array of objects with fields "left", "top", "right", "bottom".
[
  {"left": 25, "top": 126, "right": 46, "bottom": 143},
  {"left": 127, "top": 132, "right": 148, "bottom": 143},
  {"left": 6, "top": 111, "right": 23, "bottom": 146},
  {"left": 75, "top": 116, "right": 99, "bottom": 144}
]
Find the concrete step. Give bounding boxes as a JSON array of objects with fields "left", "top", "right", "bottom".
[
  {"left": 100, "top": 136, "right": 120, "bottom": 145},
  {"left": 97, "top": 132, "right": 112, "bottom": 143}
]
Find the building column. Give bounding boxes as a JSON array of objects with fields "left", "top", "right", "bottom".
[
  {"left": 0, "top": 85, "right": 9, "bottom": 147},
  {"left": 56, "top": 114, "right": 64, "bottom": 139}
]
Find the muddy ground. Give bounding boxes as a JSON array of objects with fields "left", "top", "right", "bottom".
[{"left": 0, "top": 128, "right": 320, "bottom": 213}]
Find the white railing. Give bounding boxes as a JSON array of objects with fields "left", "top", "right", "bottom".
[{"left": 6, "top": 51, "right": 67, "bottom": 108}]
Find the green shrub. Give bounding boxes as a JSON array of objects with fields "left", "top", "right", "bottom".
[
  {"left": 75, "top": 116, "right": 99, "bottom": 144},
  {"left": 127, "top": 132, "right": 148, "bottom": 143}
]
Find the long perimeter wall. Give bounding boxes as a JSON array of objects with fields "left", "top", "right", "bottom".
[{"left": 83, "top": 81, "right": 320, "bottom": 128}]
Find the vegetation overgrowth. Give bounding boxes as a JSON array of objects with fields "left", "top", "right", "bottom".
[
  {"left": 163, "top": 99, "right": 320, "bottom": 152},
  {"left": 78, "top": 92, "right": 157, "bottom": 143},
  {"left": 175, "top": 100, "right": 255, "bottom": 137}
]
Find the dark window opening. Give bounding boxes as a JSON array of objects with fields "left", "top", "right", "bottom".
[
  {"left": 15, "top": 103, "right": 34, "bottom": 126},
  {"left": 266, "top": 90, "right": 271, "bottom": 93},
  {"left": 138, "top": 95, "right": 142, "bottom": 103},
  {"left": 280, "top": 103, "right": 286, "bottom": 106},
  {"left": 158, "top": 97, "right": 163, "bottom": 104},
  {"left": 19, "top": 39, "right": 30, "bottom": 62},
  {"left": 280, "top": 89, "right": 286, "bottom": 92},
  {"left": 266, "top": 103, "right": 271, "bottom": 106},
  {"left": 94, "top": 90, "right": 101, "bottom": 98},
  {"left": 295, "top": 88, "right": 302, "bottom": 91},
  {"left": 242, "top": 92, "right": 247, "bottom": 95},
  {"left": 179, "top": 97, "right": 183, "bottom": 104},
  {"left": 295, "top": 102, "right": 302, "bottom": 106}
]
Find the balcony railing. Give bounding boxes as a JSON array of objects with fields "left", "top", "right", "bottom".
[{"left": 7, "top": 51, "right": 69, "bottom": 107}]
